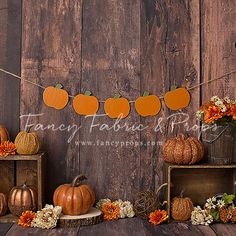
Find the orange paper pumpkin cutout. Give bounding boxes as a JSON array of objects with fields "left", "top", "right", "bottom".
[
  {"left": 43, "top": 84, "right": 69, "bottom": 110},
  {"left": 104, "top": 95, "right": 130, "bottom": 119},
  {"left": 135, "top": 92, "right": 161, "bottom": 117},
  {"left": 164, "top": 87, "right": 190, "bottom": 110},
  {"left": 73, "top": 91, "right": 99, "bottom": 115}
]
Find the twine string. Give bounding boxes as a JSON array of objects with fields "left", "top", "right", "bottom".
[{"left": 0, "top": 68, "right": 235, "bottom": 103}]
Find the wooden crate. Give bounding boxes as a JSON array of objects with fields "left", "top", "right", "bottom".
[
  {"left": 0, "top": 153, "right": 45, "bottom": 223},
  {"left": 167, "top": 164, "right": 236, "bottom": 219}
]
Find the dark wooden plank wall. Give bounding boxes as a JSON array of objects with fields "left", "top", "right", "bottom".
[{"left": 0, "top": 0, "right": 235, "bottom": 203}]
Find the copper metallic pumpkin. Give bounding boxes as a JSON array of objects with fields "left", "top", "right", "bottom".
[
  {"left": 163, "top": 134, "right": 204, "bottom": 164},
  {"left": 14, "top": 131, "right": 40, "bottom": 155},
  {"left": 171, "top": 195, "right": 194, "bottom": 221},
  {"left": 0, "top": 193, "right": 8, "bottom": 216},
  {"left": 53, "top": 175, "right": 95, "bottom": 216},
  {"left": 0, "top": 125, "right": 9, "bottom": 143},
  {"left": 8, "top": 183, "right": 37, "bottom": 216}
]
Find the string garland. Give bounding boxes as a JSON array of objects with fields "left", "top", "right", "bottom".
[{"left": 0, "top": 68, "right": 235, "bottom": 103}]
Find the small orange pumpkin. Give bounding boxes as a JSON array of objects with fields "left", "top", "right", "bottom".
[
  {"left": 8, "top": 183, "right": 37, "bottom": 216},
  {"left": 0, "top": 126, "right": 9, "bottom": 143},
  {"left": 73, "top": 91, "right": 99, "bottom": 115},
  {"left": 135, "top": 92, "right": 161, "bottom": 117},
  {"left": 104, "top": 95, "right": 130, "bottom": 119},
  {"left": 164, "top": 87, "right": 190, "bottom": 110},
  {"left": 43, "top": 84, "right": 69, "bottom": 110},
  {"left": 53, "top": 175, "right": 95, "bottom": 216},
  {"left": 0, "top": 193, "right": 8, "bottom": 216},
  {"left": 171, "top": 192, "right": 194, "bottom": 221}
]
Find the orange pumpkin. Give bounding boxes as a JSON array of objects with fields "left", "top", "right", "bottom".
[
  {"left": 135, "top": 92, "right": 161, "bottom": 117},
  {"left": 171, "top": 193, "right": 194, "bottom": 221},
  {"left": 104, "top": 95, "right": 130, "bottom": 119},
  {"left": 0, "top": 126, "right": 9, "bottom": 143},
  {"left": 43, "top": 84, "right": 69, "bottom": 110},
  {"left": 164, "top": 87, "right": 190, "bottom": 110},
  {"left": 8, "top": 183, "right": 37, "bottom": 216},
  {"left": 53, "top": 175, "right": 95, "bottom": 216},
  {"left": 73, "top": 91, "right": 99, "bottom": 115},
  {"left": 0, "top": 193, "right": 8, "bottom": 216},
  {"left": 163, "top": 134, "right": 204, "bottom": 164}
]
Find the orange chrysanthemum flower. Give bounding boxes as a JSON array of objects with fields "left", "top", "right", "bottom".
[
  {"left": 204, "top": 105, "right": 223, "bottom": 124},
  {"left": 0, "top": 141, "right": 16, "bottom": 157},
  {"left": 149, "top": 210, "right": 168, "bottom": 225},
  {"left": 102, "top": 202, "right": 120, "bottom": 221},
  {"left": 18, "top": 211, "right": 36, "bottom": 227},
  {"left": 229, "top": 104, "right": 236, "bottom": 120}
]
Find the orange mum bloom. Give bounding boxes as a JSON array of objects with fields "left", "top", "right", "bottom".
[
  {"left": 229, "top": 104, "right": 236, "bottom": 120},
  {"left": 18, "top": 211, "right": 36, "bottom": 227},
  {"left": 204, "top": 105, "right": 223, "bottom": 124},
  {"left": 102, "top": 202, "right": 120, "bottom": 221},
  {"left": 149, "top": 210, "right": 168, "bottom": 225},
  {"left": 0, "top": 141, "right": 16, "bottom": 157}
]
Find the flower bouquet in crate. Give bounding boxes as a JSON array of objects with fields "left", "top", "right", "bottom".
[{"left": 197, "top": 96, "right": 236, "bottom": 164}]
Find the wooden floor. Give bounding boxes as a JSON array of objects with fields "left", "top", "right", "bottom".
[{"left": 1, "top": 218, "right": 236, "bottom": 236}]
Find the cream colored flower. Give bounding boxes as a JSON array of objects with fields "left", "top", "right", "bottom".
[
  {"left": 96, "top": 199, "right": 111, "bottom": 210},
  {"left": 113, "top": 200, "right": 135, "bottom": 218},
  {"left": 191, "top": 206, "right": 213, "bottom": 226},
  {"left": 210, "top": 96, "right": 220, "bottom": 102}
]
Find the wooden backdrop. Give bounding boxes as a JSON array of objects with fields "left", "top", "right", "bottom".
[{"left": 0, "top": 0, "right": 235, "bottom": 202}]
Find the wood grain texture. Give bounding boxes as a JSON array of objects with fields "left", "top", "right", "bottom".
[
  {"left": 140, "top": 0, "right": 200, "bottom": 193},
  {"left": 0, "top": 161, "right": 14, "bottom": 194},
  {"left": 0, "top": 0, "right": 21, "bottom": 139},
  {"left": 21, "top": 0, "right": 82, "bottom": 202},
  {"left": 80, "top": 0, "right": 141, "bottom": 200},
  {"left": 201, "top": 0, "right": 236, "bottom": 162}
]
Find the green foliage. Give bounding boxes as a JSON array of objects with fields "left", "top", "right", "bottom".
[
  {"left": 211, "top": 210, "right": 219, "bottom": 221},
  {"left": 222, "top": 193, "right": 235, "bottom": 205}
]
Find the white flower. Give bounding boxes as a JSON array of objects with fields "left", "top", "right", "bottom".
[
  {"left": 96, "top": 198, "right": 111, "bottom": 210},
  {"left": 211, "top": 197, "right": 216, "bottom": 202},
  {"left": 224, "top": 96, "right": 231, "bottom": 103},
  {"left": 211, "top": 96, "right": 220, "bottom": 102},
  {"left": 113, "top": 200, "right": 135, "bottom": 218},
  {"left": 196, "top": 110, "right": 204, "bottom": 119},
  {"left": 217, "top": 199, "right": 225, "bottom": 208},
  {"left": 215, "top": 100, "right": 224, "bottom": 107},
  {"left": 191, "top": 206, "right": 213, "bottom": 226},
  {"left": 220, "top": 105, "right": 227, "bottom": 112}
]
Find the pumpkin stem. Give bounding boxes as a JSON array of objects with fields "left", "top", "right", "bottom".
[
  {"left": 143, "top": 91, "right": 149, "bottom": 97},
  {"left": 170, "top": 85, "right": 177, "bottom": 91},
  {"left": 114, "top": 93, "right": 121, "bottom": 99},
  {"left": 84, "top": 91, "right": 92, "bottom": 96},
  {"left": 55, "top": 83, "right": 63, "bottom": 89},
  {"left": 178, "top": 133, "right": 185, "bottom": 140},
  {"left": 72, "top": 175, "right": 87, "bottom": 187},
  {"left": 180, "top": 189, "right": 185, "bottom": 198},
  {"left": 25, "top": 125, "right": 33, "bottom": 133}
]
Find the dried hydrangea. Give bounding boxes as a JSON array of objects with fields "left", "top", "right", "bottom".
[
  {"left": 191, "top": 206, "right": 213, "bottom": 225},
  {"left": 31, "top": 204, "right": 62, "bottom": 229},
  {"left": 96, "top": 198, "right": 111, "bottom": 211},
  {"left": 114, "top": 200, "right": 135, "bottom": 218}
]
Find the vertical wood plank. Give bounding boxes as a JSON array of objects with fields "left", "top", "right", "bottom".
[
  {"left": 201, "top": 0, "right": 236, "bottom": 162},
  {"left": 0, "top": 161, "right": 14, "bottom": 194},
  {"left": 140, "top": 0, "right": 200, "bottom": 191},
  {"left": 80, "top": 0, "right": 141, "bottom": 200},
  {"left": 21, "top": 0, "right": 82, "bottom": 202},
  {"left": 0, "top": 0, "right": 21, "bottom": 139}
]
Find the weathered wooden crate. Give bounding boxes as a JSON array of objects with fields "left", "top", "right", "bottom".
[
  {"left": 0, "top": 153, "right": 45, "bottom": 223},
  {"left": 167, "top": 164, "right": 236, "bottom": 219}
]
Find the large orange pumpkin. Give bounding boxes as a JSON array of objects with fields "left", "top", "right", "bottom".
[
  {"left": 0, "top": 193, "right": 8, "bottom": 216},
  {"left": 73, "top": 91, "right": 99, "bottom": 115},
  {"left": 0, "top": 126, "right": 9, "bottom": 143},
  {"left": 164, "top": 87, "right": 190, "bottom": 110},
  {"left": 53, "top": 175, "right": 95, "bottom": 216},
  {"left": 135, "top": 92, "right": 161, "bottom": 117},
  {"left": 163, "top": 134, "right": 204, "bottom": 164},
  {"left": 104, "top": 96, "right": 130, "bottom": 119},
  {"left": 171, "top": 194, "right": 194, "bottom": 221},
  {"left": 43, "top": 84, "right": 69, "bottom": 110},
  {"left": 8, "top": 183, "right": 37, "bottom": 216}
]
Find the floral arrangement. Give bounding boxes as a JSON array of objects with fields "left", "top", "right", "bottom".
[
  {"left": 18, "top": 205, "right": 62, "bottom": 229},
  {"left": 149, "top": 209, "right": 168, "bottom": 225},
  {"left": 0, "top": 141, "right": 16, "bottom": 157},
  {"left": 191, "top": 193, "right": 236, "bottom": 225},
  {"left": 96, "top": 199, "right": 135, "bottom": 221},
  {"left": 196, "top": 96, "right": 236, "bottom": 125}
]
